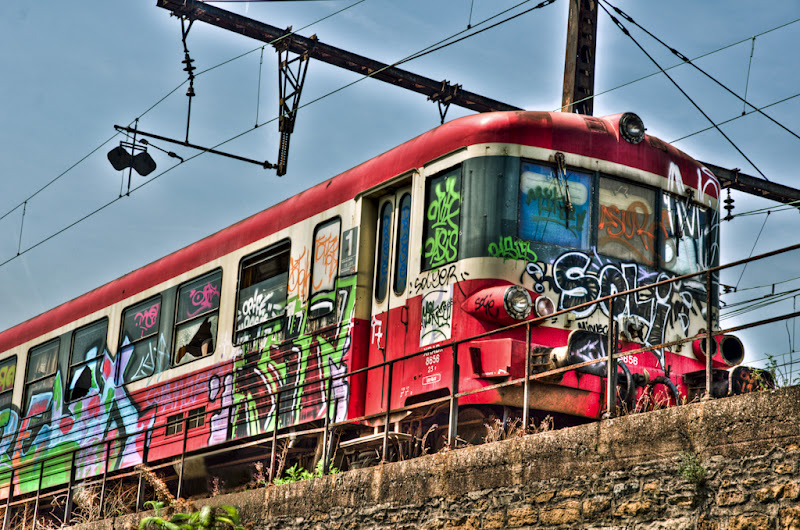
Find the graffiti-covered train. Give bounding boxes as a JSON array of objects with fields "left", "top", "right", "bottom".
[{"left": 0, "top": 110, "right": 756, "bottom": 495}]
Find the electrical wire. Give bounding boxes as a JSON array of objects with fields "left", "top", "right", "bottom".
[
  {"left": 598, "top": 2, "right": 770, "bottom": 181},
  {"left": 671, "top": 90, "right": 800, "bottom": 144},
  {"left": 732, "top": 211, "right": 770, "bottom": 291},
  {"left": 602, "top": 1, "right": 800, "bottom": 147},
  {"left": 557, "top": 15, "right": 800, "bottom": 114},
  {"left": 0, "top": 0, "right": 558, "bottom": 274}
]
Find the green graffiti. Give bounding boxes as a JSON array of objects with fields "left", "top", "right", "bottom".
[
  {"left": 488, "top": 236, "right": 538, "bottom": 262},
  {"left": 424, "top": 175, "right": 461, "bottom": 268},
  {"left": 232, "top": 275, "right": 358, "bottom": 435}
]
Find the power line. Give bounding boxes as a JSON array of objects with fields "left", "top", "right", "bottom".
[
  {"left": 603, "top": 1, "right": 800, "bottom": 146},
  {"left": 1, "top": 0, "right": 555, "bottom": 272},
  {"left": 598, "top": 1, "right": 770, "bottom": 181},
  {"left": 556, "top": 15, "right": 800, "bottom": 113}
]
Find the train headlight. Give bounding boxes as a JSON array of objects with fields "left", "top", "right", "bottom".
[
  {"left": 504, "top": 285, "right": 532, "bottom": 320},
  {"left": 534, "top": 295, "right": 555, "bottom": 318},
  {"left": 619, "top": 112, "right": 645, "bottom": 144}
]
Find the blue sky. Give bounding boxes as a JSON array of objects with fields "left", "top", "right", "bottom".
[{"left": 2, "top": 0, "right": 800, "bottom": 373}]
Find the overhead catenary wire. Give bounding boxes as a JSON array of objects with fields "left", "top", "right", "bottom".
[
  {"left": 602, "top": 1, "right": 800, "bottom": 147},
  {"left": 598, "top": 1, "right": 770, "bottom": 181},
  {"left": 0, "top": 0, "right": 559, "bottom": 273},
  {"left": 557, "top": 14, "right": 800, "bottom": 115},
  {"left": 0, "top": 0, "right": 368, "bottom": 230}
]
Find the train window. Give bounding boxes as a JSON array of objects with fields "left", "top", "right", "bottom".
[
  {"left": 309, "top": 218, "right": 341, "bottom": 310},
  {"left": 422, "top": 167, "right": 462, "bottom": 271},
  {"left": 661, "top": 194, "right": 709, "bottom": 274},
  {"left": 23, "top": 339, "right": 59, "bottom": 426},
  {"left": 598, "top": 177, "right": 657, "bottom": 266},
  {"left": 375, "top": 202, "right": 393, "bottom": 302},
  {"left": 188, "top": 406, "right": 206, "bottom": 429},
  {"left": 235, "top": 240, "right": 290, "bottom": 345},
  {"left": 518, "top": 162, "right": 592, "bottom": 249},
  {"left": 393, "top": 193, "right": 412, "bottom": 296},
  {"left": 68, "top": 319, "right": 108, "bottom": 401},
  {"left": 174, "top": 270, "right": 222, "bottom": 366},
  {"left": 0, "top": 357, "right": 16, "bottom": 422},
  {"left": 120, "top": 296, "right": 163, "bottom": 384},
  {"left": 166, "top": 413, "right": 184, "bottom": 436}
]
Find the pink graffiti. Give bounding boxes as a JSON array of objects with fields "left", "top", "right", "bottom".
[
  {"left": 134, "top": 303, "right": 160, "bottom": 338},
  {"left": 187, "top": 282, "right": 220, "bottom": 318}
]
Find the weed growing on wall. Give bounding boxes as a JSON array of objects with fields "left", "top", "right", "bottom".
[
  {"left": 677, "top": 451, "right": 706, "bottom": 484},
  {"left": 273, "top": 461, "right": 340, "bottom": 485},
  {"left": 139, "top": 502, "right": 246, "bottom": 530}
]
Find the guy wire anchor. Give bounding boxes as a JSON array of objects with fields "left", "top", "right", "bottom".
[{"left": 429, "top": 80, "right": 461, "bottom": 125}]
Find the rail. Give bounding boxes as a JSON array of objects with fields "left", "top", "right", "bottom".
[{"left": 4, "top": 240, "right": 800, "bottom": 528}]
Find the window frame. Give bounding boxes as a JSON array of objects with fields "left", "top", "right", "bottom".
[
  {"left": 0, "top": 355, "right": 17, "bottom": 419},
  {"left": 517, "top": 159, "right": 594, "bottom": 252},
  {"left": 23, "top": 339, "right": 60, "bottom": 426},
  {"left": 165, "top": 412, "right": 184, "bottom": 437},
  {"left": 421, "top": 166, "right": 463, "bottom": 271},
  {"left": 374, "top": 201, "right": 393, "bottom": 303},
  {"left": 172, "top": 268, "right": 223, "bottom": 366},
  {"left": 67, "top": 317, "right": 108, "bottom": 402},
  {"left": 393, "top": 192, "right": 412, "bottom": 296},
  {"left": 308, "top": 217, "right": 342, "bottom": 317},
  {"left": 233, "top": 239, "right": 292, "bottom": 346},
  {"left": 119, "top": 294, "right": 163, "bottom": 385}
]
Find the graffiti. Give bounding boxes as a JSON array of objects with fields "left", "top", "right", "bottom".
[
  {"left": 186, "top": 282, "right": 220, "bottom": 319},
  {"left": 413, "top": 264, "right": 468, "bottom": 295},
  {"left": 420, "top": 287, "right": 453, "bottom": 347},
  {"left": 230, "top": 275, "right": 357, "bottom": 436},
  {"left": 289, "top": 248, "right": 310, "bottom": 300},
  {"left": 577, "top": 322, "right": 609, "bottom": 335},
  {"left": 488, "top": 236, "right": 538, "bottom": 262},
  {"left": 0, "top": 361, "right": 15, "bottom": 394},
  {"left": 236, "top": 287, "right": 284, "bottom": 330},
  {"left": 134, "top": 304, "right": 160, "bottom": 338},
  {"left": 371, "top": 315, "right": 383, "bottom": 346},
  {"left": 313, "top": 232, "right": 340, "bottom": 291},
  {"left": 528, "top": 250, "right": 706, "bottom": 371},
  {"left": 598, "top": 201, "right": 656, "bottom": 264},
  {"left": 473, "top": 294, "right": 499, "bottom": 319},
  {"left": 424, "top": 175, "right": 461, "bottom": 268}
]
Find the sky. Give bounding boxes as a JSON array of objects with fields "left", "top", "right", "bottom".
[{"left": 2, "top": 0, "right": 800, "bottom": 376}]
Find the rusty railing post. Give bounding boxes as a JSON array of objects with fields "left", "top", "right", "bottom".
[
  {"left": 64, "top": 449, "right": 78, "bottom": 525},
  {"left": 99, "top": 441, "right": 110, "bottom": 519},
  {"left": 268, "top": 391, "right": 281, "bottom": 483},
  {"left": 2, "top": 467, "right": 14, "bottom": 530},
  {"left": 136, "top": 426, "right": 151, "bottom": 512},
  {"left": 322, "top": 374, "right": 332, "bottom": 475},
  {"left": 605, "top": 305, "right": 616, "bottom": 419},
  {"left": 32, "top": 459, "right": 45, "bottom": 530},
  {"left": 381, "top": 359, "right": 394, "bottom": 463},
  {"left": 523, "top": 323, "right": 532, "bottom": 433},
  {"left": 177, "top": 415, "right": 189, "bottom": 499},
  {"left": 705, "top": 268, "right": 714, "bottom": 399},
  {"left": 447, "top": 344, "right": 460, "bottom": 448}
]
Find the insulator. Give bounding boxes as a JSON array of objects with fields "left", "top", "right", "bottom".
[
  {"left": 186, "top": 85, "right": 196, "bottom": 98},
  {"left": 723, "top": 189, "right": 735, "bottom": 221}
]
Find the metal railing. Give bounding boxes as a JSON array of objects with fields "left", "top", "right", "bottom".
[{"left": 5, "top": 240, "right": 800, "bottom": 528}]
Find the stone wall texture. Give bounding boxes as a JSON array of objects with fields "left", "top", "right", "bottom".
[{"left": 83, "top": 385, "right": 800, "bottom": 530}]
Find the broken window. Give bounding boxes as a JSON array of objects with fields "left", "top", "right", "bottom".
[
  {"left": 120, "top": 296, "right": 162, "bottom": 384},
  {"left": 68, "top": 319, "right": 108, "bottom": 401},
  {"left": 174, "top": 270, "right": 222, "bottom": 366},
  {"left": 235, "top": 240, "right": 290, "bottom": 345}
]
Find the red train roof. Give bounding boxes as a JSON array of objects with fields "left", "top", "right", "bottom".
[{"left": 0, "top": 111, "right": 714, "bottom": 352}]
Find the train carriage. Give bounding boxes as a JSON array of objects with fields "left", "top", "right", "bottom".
[{"left": 0, "top": 110, "right": 749, "bottom": 496}]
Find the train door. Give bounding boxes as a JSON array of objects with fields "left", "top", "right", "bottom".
[{"left": 365, "top": 186, "right": 414, "bottom": 417}]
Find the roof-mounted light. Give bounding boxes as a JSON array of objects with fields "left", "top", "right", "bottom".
[{"left": 619, "top": 112, "right": 645, "bottom": 144}]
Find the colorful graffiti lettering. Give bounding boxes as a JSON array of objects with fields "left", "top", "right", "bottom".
[
  {"left": 186, "top": 282, "right": 220, "bottom": 319},
  {"left": 420, "top": 287, "right": 453, "bottom": 346},
  {"left": 598, "top": 201, "right": 657, "bottom": 264},
  {"left": 288, "top": 248, "right": 310, "bottom": 300},
  {"left": 134, "top": 303, "right": 160, "bottom": 338},
  {"left": 236, "top": 288, "right": 284, "bottom": 330},
  {"left": 424, "top": 175, "right": 461, "bottom": 268},
  {"left": 488, "top": 236, "right": 538, "bottom": 262},
  {"left": 313, "top": 233, "right": 340, "bottom": 291}
]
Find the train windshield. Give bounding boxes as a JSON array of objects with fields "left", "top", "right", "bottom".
[{"left": 452, "top": 156, "right": 714, "bottom": 273}]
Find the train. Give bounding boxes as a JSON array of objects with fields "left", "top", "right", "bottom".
[{"left": 0, "top": 110, "right": 760, "bottom": 499}]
